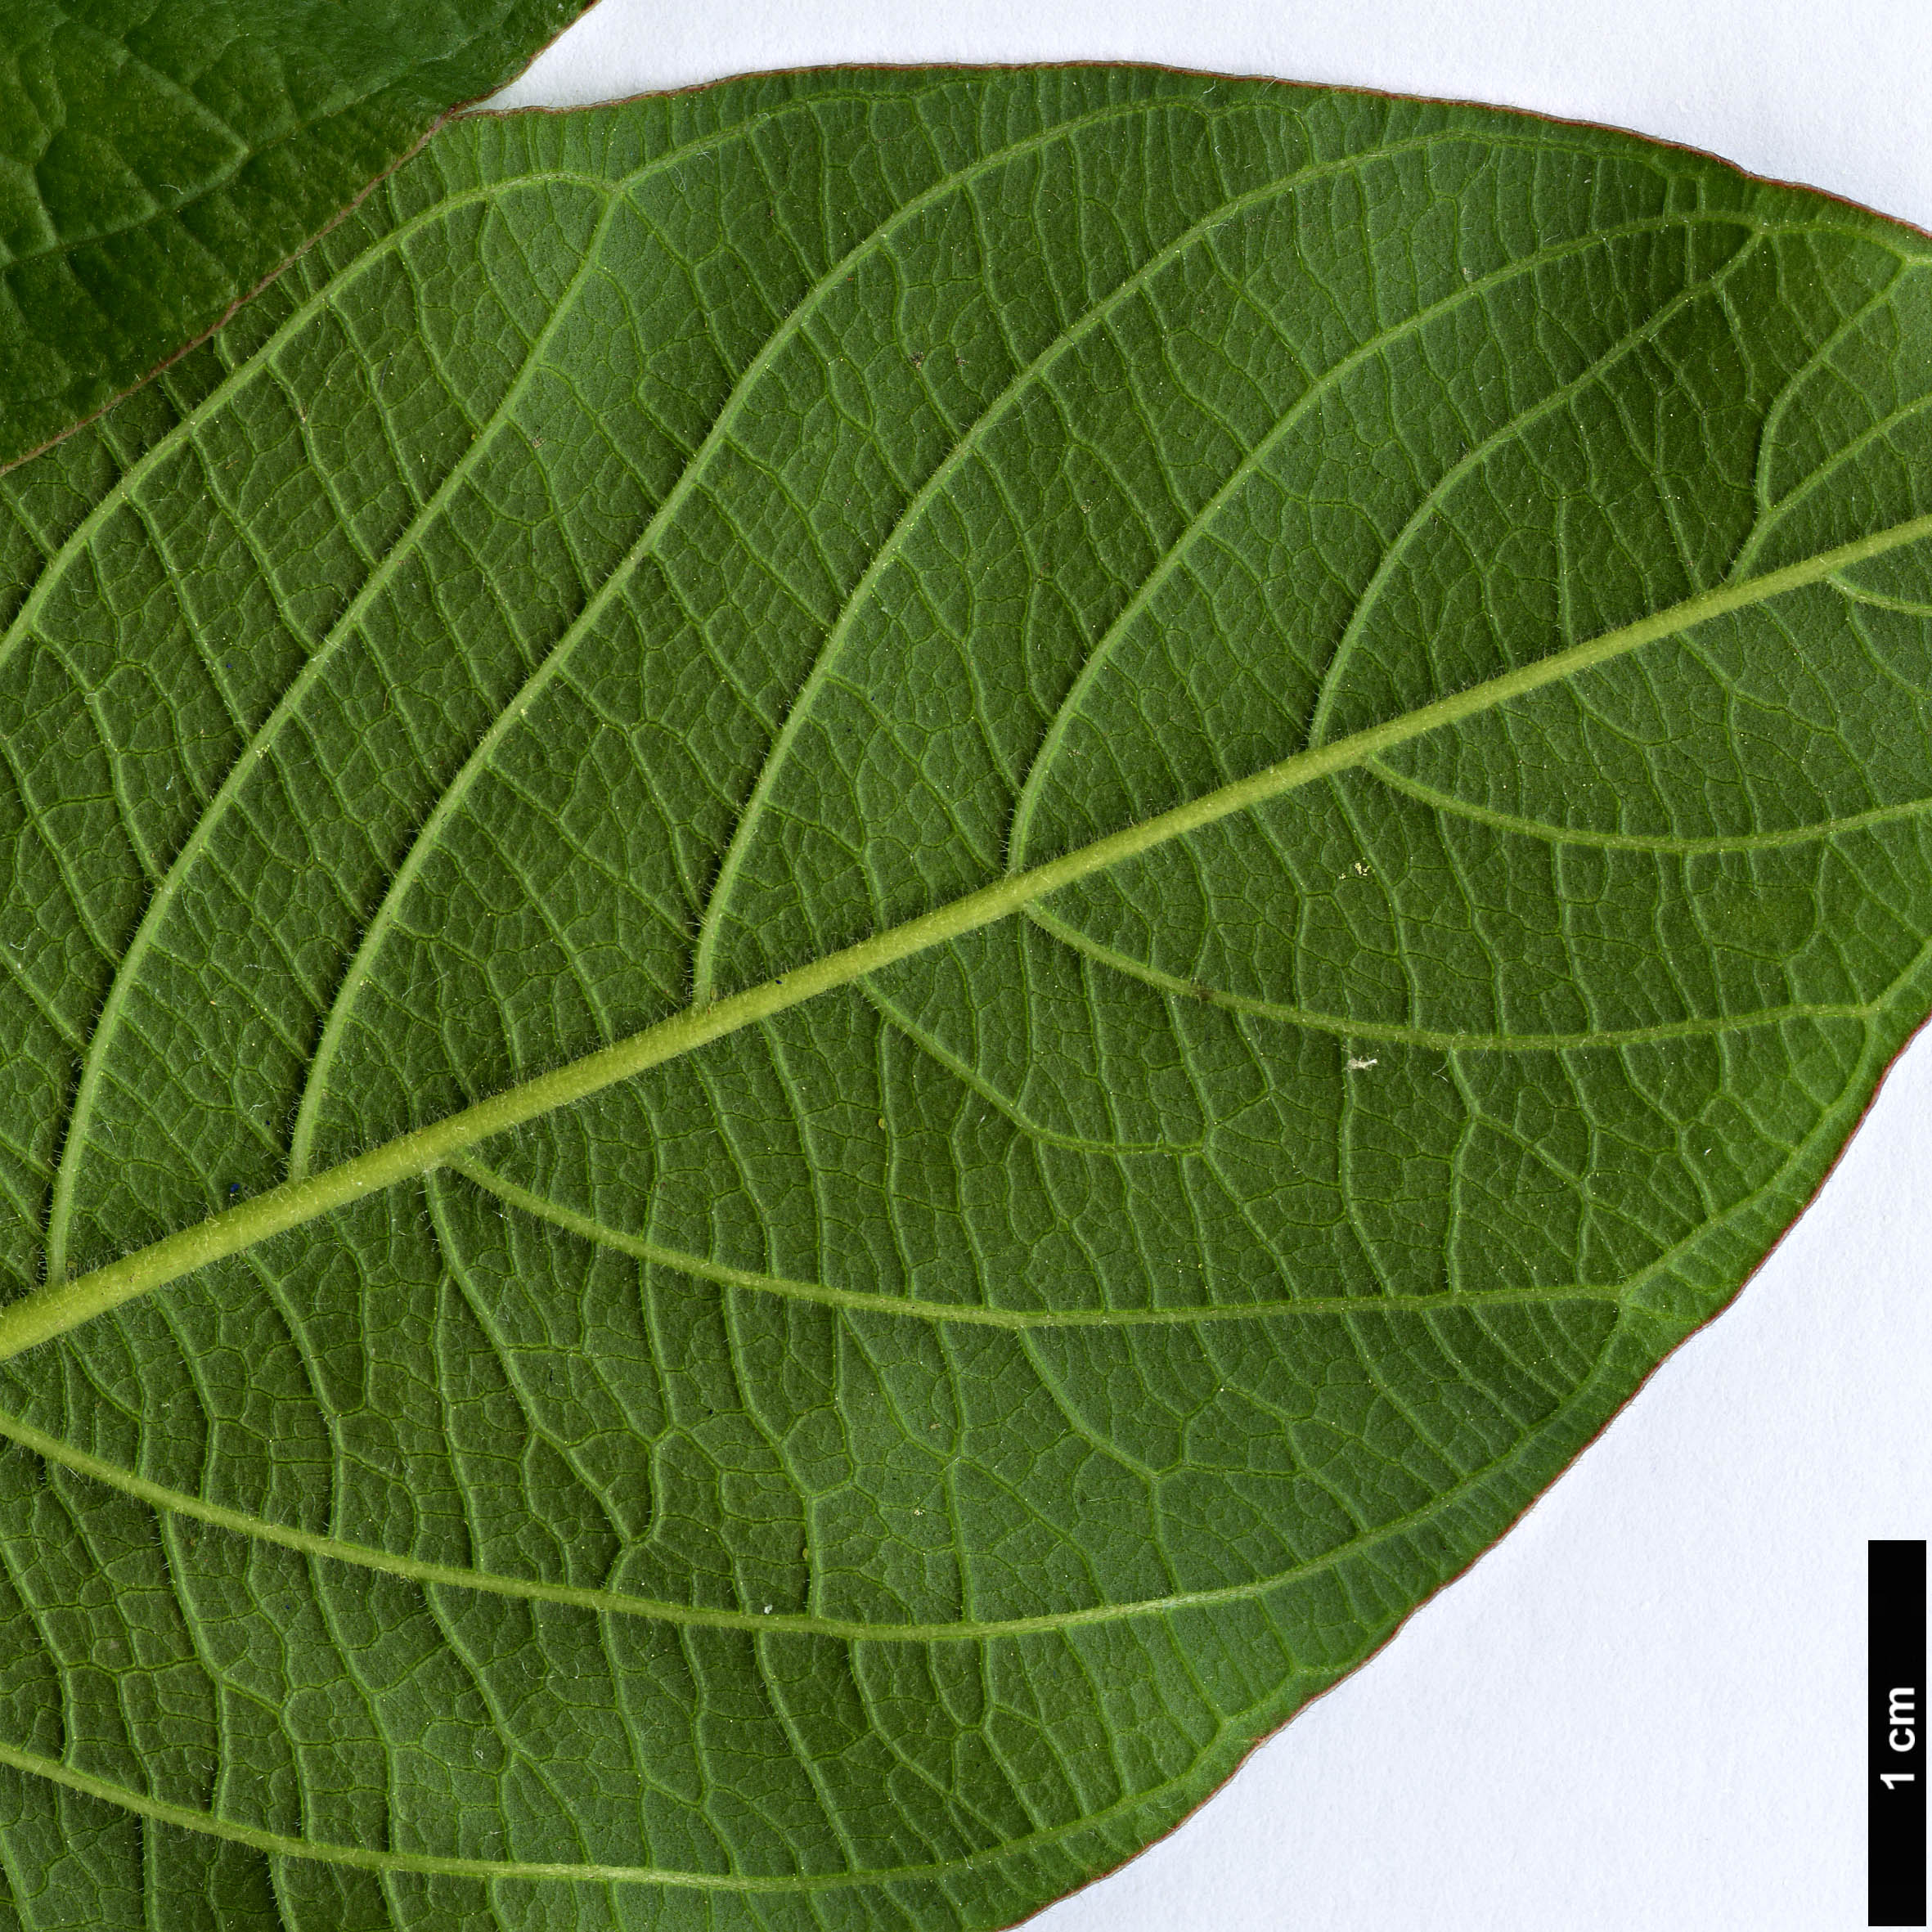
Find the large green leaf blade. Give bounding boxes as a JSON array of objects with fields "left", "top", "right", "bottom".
[
  {"left": 0, "top": 65, "right": 1926, "bottom": 1927},
  {"left": 0, "top": 0, "right": 597, "bottom": 470}
]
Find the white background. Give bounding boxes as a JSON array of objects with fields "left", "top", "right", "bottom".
[{"left": 494, "top": 8, "right": 1932, "bottom": 1927}]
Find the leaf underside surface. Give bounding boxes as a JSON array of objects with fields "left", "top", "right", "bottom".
[
  {"left": 0, "top": 64, "right": 1926, "bottom": 1930},
  {"left": 0, "top": 0, "right": 595, "bottom": 470}
]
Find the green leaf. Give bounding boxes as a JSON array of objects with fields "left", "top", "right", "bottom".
[
  {"left": 0, "top": 0, "right": 596, "bottom": 470},
  {"left": 0, "top": 63, "right": 1927, "bottom": 1927}
]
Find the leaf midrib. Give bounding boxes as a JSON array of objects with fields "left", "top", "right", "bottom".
[
  {"left": 4, "top": 746, "right": 1912, "bottom": 1890},
  {"left": 9, "top": 505, "right": 1931, "bottom": 1361},
  {"left": 8, "top": 74, "right": 1930, "bottom": 1912}
]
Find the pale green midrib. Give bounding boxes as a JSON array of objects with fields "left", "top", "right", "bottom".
[
  {"left": 20, "top": 123, "right": 1899, "bottom": 1310},
  {"left": 24, "top": 86, "right": 975, "bottom": 1231},
  {"left": 34, "top": 144, "right": 769, "bottom": 1272},
  {"left": 443, "top": 1151, "right": 1619, "bottom": 1321},
  {"left": 682, "top": 167, "right": 1723, "bottom": 1000},
  {"left": 7, "top": 505, "right": 1929, "bottom": 1362},
  {"left": 1024, "top": 905, "right": 1885, "bottom": 1046},
  {"left": 290, "top": 116, "right": 1696, "bottom": 1171},
  {"left": 3, "top": 97, "right": 1921, "bottom": 1907},
  {"left": 1364, "top": 754, "right": 1932, "bottom": 853},
  {"left": 282, "top": 207, "right": 656, "bottom": 1175}
]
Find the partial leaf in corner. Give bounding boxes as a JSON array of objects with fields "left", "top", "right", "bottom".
[
  {"left": 0, "top": 64, "right": 1929, "bottom": 1930},
  {"left": 0, "top": 0, "right": 596, "bottom": 468}
]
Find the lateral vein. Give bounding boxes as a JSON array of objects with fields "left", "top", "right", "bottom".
[
  {"left": 0, "top": 1312, "right": 1615, "bottom": 1641},
  {"left": 1024, "top": 904, "right": 1885, "bottom": 1046},
  {"left": 446, "top": 1150, "right": 1618, "bottom": 1322}
]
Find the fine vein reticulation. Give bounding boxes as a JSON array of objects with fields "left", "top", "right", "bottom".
[
  {"left": 0, "top": 65, "right": 1929, "bottom": 1932},
  {"left": 0, "top": 0, "right": 599, "bottom": 469}
]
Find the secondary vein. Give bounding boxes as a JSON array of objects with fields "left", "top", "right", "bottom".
[
  {"left": 446, "top": 1150, "right": 1615, "bottom": 1320},
  {"left": 0, "top": 1300, "right": 1623, "bottom": 1642}
]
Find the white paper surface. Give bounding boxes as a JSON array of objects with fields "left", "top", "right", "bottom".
[{"left": 496, "top": 8, "right": 1932, "bottom": 1925}]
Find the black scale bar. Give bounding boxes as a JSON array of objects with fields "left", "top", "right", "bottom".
[{"left": 1873, "top": 1539, "right": 1927, "bottom": 1927}]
